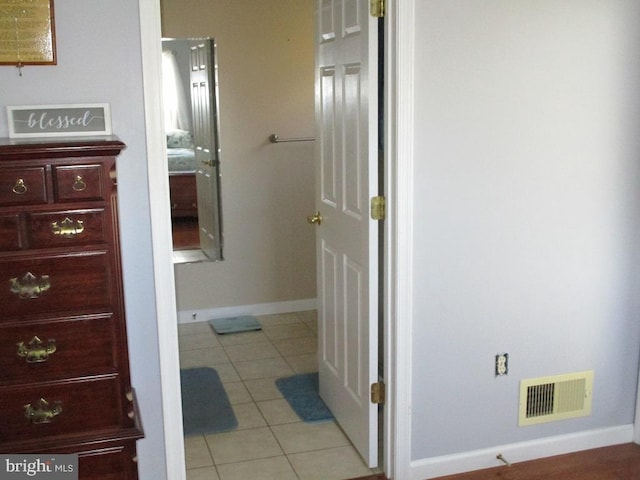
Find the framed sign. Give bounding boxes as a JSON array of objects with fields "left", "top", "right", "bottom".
[
  {"left": 7, "top": 104, "right": 112, "bottom": 138},
  {"left": 0, "top": 0, "right": 56, "bottom": 65}
]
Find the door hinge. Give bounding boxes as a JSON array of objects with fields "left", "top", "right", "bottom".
[
  {"left": 371, "top": 195, "right": 386, "bottom": 221},
  {"left": 371, "top": 381, "right": 386, "bottom": 404},
  {"left": 370, "top": 0, "right": 385, "bottom": 18}
]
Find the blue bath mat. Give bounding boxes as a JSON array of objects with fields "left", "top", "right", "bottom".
[
  {"left": 275, "top": 372, "right": 334, "bottom": 423},
  {"left": 180, "top": 367, "right": 238, "bottom": 435},
  {"left": 209, "top": 315, "right": 262, "bottom": 334}
]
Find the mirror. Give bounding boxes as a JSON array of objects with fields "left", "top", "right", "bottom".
[{"left": 162, "top": 37, "right": 224, "bottom": 263}]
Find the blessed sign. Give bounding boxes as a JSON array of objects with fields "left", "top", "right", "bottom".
[{"left": 7, "top": 104, "right": 112, "bottom": 138}]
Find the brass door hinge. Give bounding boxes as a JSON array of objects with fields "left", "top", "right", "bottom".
[
  {"left": 370, "top": 0, "right": 385, "bottom": 18},
  {"left": 371, "top": 381, "right": 386, "bottom": 404},
  {"left": 371, "top": 195, "right": 386, "bottom": 221}
]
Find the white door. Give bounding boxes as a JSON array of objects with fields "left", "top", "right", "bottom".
[
  {"left": 314, "top": 0, "right": 379, "bottom": 468},
  {"left": 189, "top": 39, "right": 223, "bottom": 261}
]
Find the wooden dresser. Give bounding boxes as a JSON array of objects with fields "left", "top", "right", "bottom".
[{"left": 0, "top": 137, "right": 143, "bottom": 479}]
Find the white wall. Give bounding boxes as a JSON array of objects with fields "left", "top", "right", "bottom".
[
  {"left": 410, "top": 0, "right": 640, "bottom": 469},
  {"left": 0, "top": 2, "right": 167, "bottom": 478},
  {"left": 161, "top": 0, "right": 317, "bottom": 312}
]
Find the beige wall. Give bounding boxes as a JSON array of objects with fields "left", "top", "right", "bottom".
[{"left": 161, "top": 0, "right": 316, "bottom": 311}]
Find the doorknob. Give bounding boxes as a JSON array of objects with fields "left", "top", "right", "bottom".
[
  {"left": 201, "top": 159, "right": 219, "bottom": 167},
  {"left": 306, "top": 211, "right": 322, "bottom": 225}
]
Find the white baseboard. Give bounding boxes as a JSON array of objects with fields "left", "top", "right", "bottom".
[
  {"left": 177, "top": 298, "right": 317, "bottom": 324},
  {"left": 410, "top": 424, "right": 634, "bottom": 480}
]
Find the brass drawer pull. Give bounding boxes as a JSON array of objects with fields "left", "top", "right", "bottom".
[
  {"left": 12, "top": 178, "right": 28, "bottom": 195},
  {"left": 24, "top": 398, "right": 62, "bottom": 424},
  {"left": 72, "top": 175, "right": 87, "bottom": 192},
  {"left": 17, "top": 336, "right": 56, "bottom": 363},
  {"left": 9, "top": 272, "right": 51, "bottom": 299},
  {"left": 51, "top": 217, "right": 85, "bottom": 237}
]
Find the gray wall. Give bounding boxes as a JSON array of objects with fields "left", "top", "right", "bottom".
[
  {"left": 0, "top": 2, "right": 166, "bottom": 478},
  {"left": 411, "top": 0, "right": 640, "bottom": 460}
]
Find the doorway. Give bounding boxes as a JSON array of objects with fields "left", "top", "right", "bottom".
[
  {"left": 159, "top": 0, "right": 383, "bottom": 478},
  {"left": 139, "top": 0, "right": 407, "bottom": 479}
]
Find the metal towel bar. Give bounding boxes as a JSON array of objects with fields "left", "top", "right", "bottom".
[{"left": 269, "top": 133, "right": 315, "bottom": 144}]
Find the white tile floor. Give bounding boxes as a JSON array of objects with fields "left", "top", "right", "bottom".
[{"left": 178, "top": 310, "right": 380, "bottom": 480}]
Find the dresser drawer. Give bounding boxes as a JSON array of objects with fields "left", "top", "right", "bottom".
[
  {"left": 53, "top": 165, "right": 105, "bottom": 202},
  {"left": 0, "top": 214, "right": 22, "bottom": 250},
  {"left": 0, "top": 376, "right": 124, "bottom": 444},
  {"left": 0, "top": 251, "right": 113, "bottom": 319},
  {"left": 0, "top": 210, "right": 107, "bottom": 252},
  {"left": 77, "top": 443, "right": 139, "bottom": 480},
  {"left": 0, "top": 168, "right": 47, "bottom": 206},
  {"left": 29, "top": 209, "right": 108, "bottom": 248},
  {"left": 0, "top": 314, "right": 117, "bottom": 384}
]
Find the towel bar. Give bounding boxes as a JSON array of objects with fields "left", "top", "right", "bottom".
[{"left": 269, "top": 133, "right": 315, "bottom": 143}]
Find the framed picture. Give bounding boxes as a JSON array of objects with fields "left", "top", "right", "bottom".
[
  {"left": 7, "top": 104, "right": 112, "bottom": 138},
  {"left": 0, "top": 0, "right": 57, "bottom": 65}
]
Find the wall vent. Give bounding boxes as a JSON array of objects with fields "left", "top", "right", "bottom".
[{"left": 519, "top": 371, "right": 593, "bottom": 426}]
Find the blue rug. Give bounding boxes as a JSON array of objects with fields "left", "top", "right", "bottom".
[
  {"left": 209, "top": 315, "right": 262, "bottom": 334},
  {"left": 180, "top": 367, "right": 238, "bottom": 435},
  {"left": 275, "top": 372, "right": 334, "bottom": 423}
]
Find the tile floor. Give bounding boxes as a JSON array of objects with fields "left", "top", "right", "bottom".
[{"left": 178, "top": 310, "right": 381, "bottom": 480}]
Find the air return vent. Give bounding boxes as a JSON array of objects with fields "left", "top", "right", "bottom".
[{"left": 519, "top": 371, "right": 593, "bottom": 426}]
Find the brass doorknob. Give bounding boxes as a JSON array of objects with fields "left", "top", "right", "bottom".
[{"left": 306, "top": 211, "right": 322, "bottom": 225}]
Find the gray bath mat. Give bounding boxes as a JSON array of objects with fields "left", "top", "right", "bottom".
[
  {"left": 180, "top": 367, "right": 238, "bottom": 435},
  {"left": 209, "top": 315, "right": 262, "bottom": 334}
]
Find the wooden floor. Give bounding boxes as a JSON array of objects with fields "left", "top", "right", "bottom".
[
  {"left": 171, "top": 217, "right": 199, "bottom": 249},
  {"left": 348, "top": 443, "right": 640, "bottom": 480}
]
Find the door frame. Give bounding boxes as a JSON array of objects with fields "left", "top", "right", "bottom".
[
  {"left": 383, "top": 2, "right": 415, "bottom": 478},
  {"left": 137, "top": 1, "right": 415, "bottom": 479},
  {"left": 137, "top": 2, "right": 187, "bottom": 479}
]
